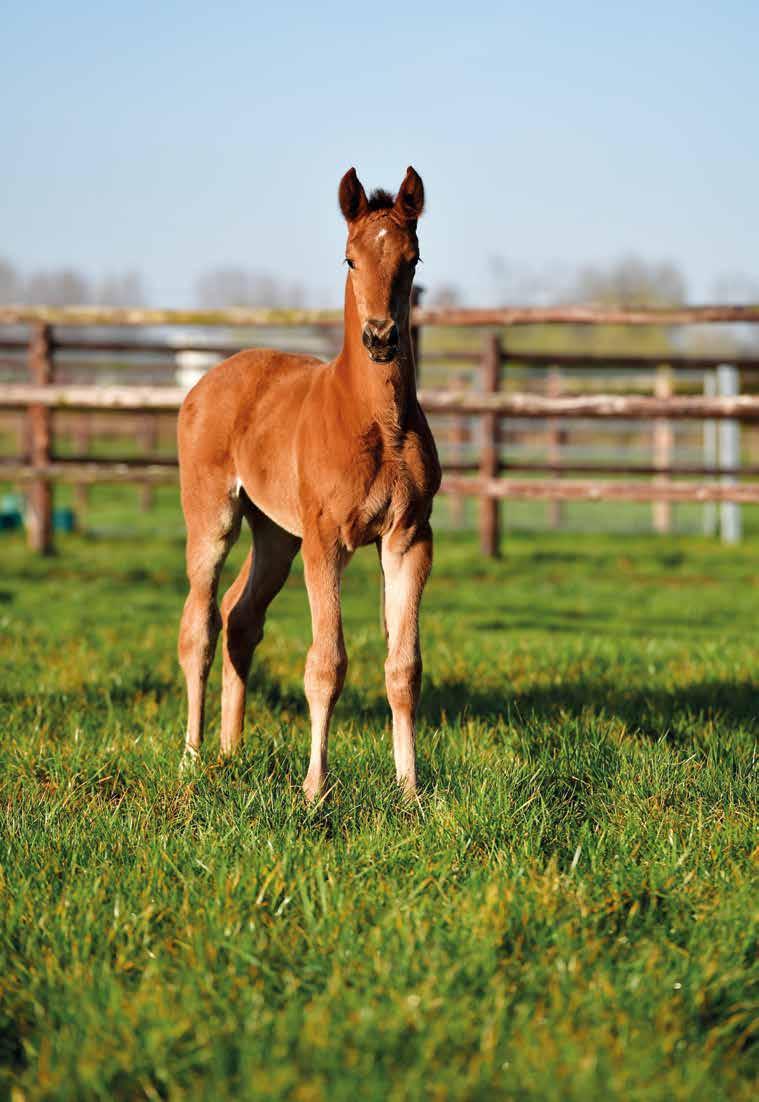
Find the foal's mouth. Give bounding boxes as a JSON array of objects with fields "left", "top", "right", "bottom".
[{"left": 367, "top": 347, "right": 398, "bottom": 364}]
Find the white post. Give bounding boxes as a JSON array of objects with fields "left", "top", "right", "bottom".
[
  {"left": 718, "top": 364, "right": 741, "bottom": 544},
  {"left": 703, "top": 373, "right": 717, "bottom": 537}
]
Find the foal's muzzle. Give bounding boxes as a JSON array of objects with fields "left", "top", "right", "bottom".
[{"left": 362, "top": 319, "right": 399, "bottom": 363}]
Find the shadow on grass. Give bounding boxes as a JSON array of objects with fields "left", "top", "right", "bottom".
[
  {"left": 3, "top": 660, "right": 756, "bottom": 746},
  {"left": 414, "top": 674, "right": 759, "bottom": 740}
]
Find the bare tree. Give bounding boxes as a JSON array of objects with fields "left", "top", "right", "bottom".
[
  {"left": 0, "top": 263, "right": 148, "bottom": 306},
  {"left": 574, "top": 257, "right": 686, "bottom": 306},
  {"left": 24, "top": 268, "right": 92, "bottom": 306},
  {"left": 0, "top": 257, "right": 21, "bottom": 302},
  {"left": 488, "top": 255, "right": 574, "bottom": 305},
  {"left": 95, "top": 271, "right": 146, "bottom": 306},
  {"left": 428, "top": 283, "right": 463, "bottom": 309},
  {"left": 195, "top": 266, "right": 305, "bottom": 309}
]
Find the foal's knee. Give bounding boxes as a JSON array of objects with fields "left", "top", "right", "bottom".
[
  {"left": 304, "top": 643, "right": 348, "bottom": 707},
  {"left": 385, "top": 655, "right": 422, "bottom": 712}
]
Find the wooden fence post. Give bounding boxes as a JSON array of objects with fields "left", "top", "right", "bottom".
[
  {"left": 74, "top": 415, "right": 91, "bottom": 516},
  {"left": 653, "top": 364, "right": 673, "bottom": 534},
  {"left": 410, "top": 285, "right": 423, "bottom": 383},
  {"left": 479, "top": 333, "right": 501, "bottom": 557},
  {"left": 449, "top": 371, "right": 468, "bottom": 528},
  {"left": 139, "top": 415, "right": 158, "bottom": 511},
  {"left": 27, "top": 322, "right": 54, "bottom": 554},
  {"left": 547, "top": 366, "right": 566, "bottom": 529}
]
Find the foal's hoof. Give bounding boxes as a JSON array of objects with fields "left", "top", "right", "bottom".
[
  {"left": 397, "top": 776, "right": 419, "bottom": 803},
  {"left": 179, "top": 745, "right": 201, "bottom": 775},
  {"left": 302, "top": 772, "right": 327, "bottom": 805}
]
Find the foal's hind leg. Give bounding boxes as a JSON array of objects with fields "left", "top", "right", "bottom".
[
  {"left": 220, "top": 512, "right": 300, "bottom": 755},
  {"left": 178, "top": 491, "right": 241, "bottom": 762}
]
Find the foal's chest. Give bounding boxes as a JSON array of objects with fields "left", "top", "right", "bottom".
[{"left": 340, "top": 430, "right": 438, "bottom": 550}]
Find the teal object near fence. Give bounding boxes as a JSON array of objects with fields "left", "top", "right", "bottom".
[
  {"left": 53, "top": 508, "right": 76, "bottom": 533},
  {"left": 0, "top": 493, "right": 24, "bottom": 532},
  {"left": 0, "top": 500, "right": 76, "bottom": 535}
]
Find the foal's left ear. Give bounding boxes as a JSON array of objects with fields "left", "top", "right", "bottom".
[{"left": 394, "top": 166, "right": 425, "bottom": 223}]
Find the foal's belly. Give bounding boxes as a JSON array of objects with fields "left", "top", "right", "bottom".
[{"left": 236, "top": 462, "right": 303, "bottom": 538}]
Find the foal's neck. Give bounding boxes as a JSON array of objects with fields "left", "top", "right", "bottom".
[{"left": 336, "top": 278, "right": 416, "bottom": 434}]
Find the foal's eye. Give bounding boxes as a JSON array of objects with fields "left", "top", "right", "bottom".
[{"left": 344, "top": 258, "right": 356, "bottom": 269}]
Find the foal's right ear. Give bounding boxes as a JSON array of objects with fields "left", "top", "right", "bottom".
[{"left": 338, "top": 167, "right": 368, "bottom": 223}]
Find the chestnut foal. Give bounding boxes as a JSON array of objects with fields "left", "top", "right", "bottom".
[{"left": 177, "top": 166, "right": 440, "bottom": 799}]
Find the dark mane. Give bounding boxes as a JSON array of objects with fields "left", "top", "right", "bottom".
[{"left": 367, "top": 188, "right": 395, "bottom": 212}]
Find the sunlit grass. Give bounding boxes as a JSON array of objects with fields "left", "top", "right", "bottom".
[{"left": 1, "top": 500, "right": 757, "bottom": 1099}]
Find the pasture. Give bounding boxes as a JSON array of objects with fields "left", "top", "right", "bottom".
[{"left": 1, "top": 487, "right": 757, "bottom": 1099}]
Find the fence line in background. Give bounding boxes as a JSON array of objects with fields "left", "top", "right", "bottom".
[
  {"left": 2, "top": 304, "right": 759, "bottom": 327},
  {"left": 1, "top": 309, "right": 758, "bottom": 555}
]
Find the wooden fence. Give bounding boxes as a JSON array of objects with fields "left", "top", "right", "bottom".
[{"left": 2, "top": 304, "right": 759, "bottom": 557}]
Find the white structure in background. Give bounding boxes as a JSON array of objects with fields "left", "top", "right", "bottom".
[
  {"left": 174, "top": 348, "right": 220, "bottom": 389},
  {"left": 703, "top": 365, "right": 741, "bottom": 543},
  {"left": 171, "top": 325, "right": 338, "bottom": 391},
  {"left": 718, "top": 364, "right": 741, "bottom": 544},
  {"left": 703, "top": 374, "right": 718, "bottom": 538}
]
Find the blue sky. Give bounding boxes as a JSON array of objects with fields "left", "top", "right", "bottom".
[{"left": 2, "top": 1, "right": 757, "bottom": 305}]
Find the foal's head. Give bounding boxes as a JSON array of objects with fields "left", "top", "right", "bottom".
[{"left": 338, "top": 166, "right": 425, "bottom": 363}]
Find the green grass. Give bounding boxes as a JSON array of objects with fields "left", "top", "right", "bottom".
[{"left": 1, "top": 491, "right": 757, "bottom": 1100}]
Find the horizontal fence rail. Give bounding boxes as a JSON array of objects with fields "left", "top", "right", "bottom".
[
  {"left": 4, "top": 385, "right": 759, "bottom": 420},
  {"left": 440, "top": 477, "right": 759, "bottom": 505},
  {"left": 0, "top": 385, "right": 187, "bottom": 410},
  {"left": 418, "top": 391, "right": 759, "bottom": 420},
  {"left": 2, "top": 303, "right": 759, "bottom": 327},
  {"left": 1, "top": 307, "right": 758, "bottom": 554}
]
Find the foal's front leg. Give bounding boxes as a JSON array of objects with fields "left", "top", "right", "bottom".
[
  {"left": 301, "top": 538, "right": 348, "bottom": 801},
  {"left": 380, "top": 525, "right": 433, "bottom": 795}
]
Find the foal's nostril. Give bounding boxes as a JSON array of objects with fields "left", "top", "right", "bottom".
[{"left": 363, "top": 319, "right": 399, "bottom": 351}]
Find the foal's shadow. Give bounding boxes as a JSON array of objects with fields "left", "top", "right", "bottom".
[{"left": 248, "top": 661, "right": 759, "bottom": 742}]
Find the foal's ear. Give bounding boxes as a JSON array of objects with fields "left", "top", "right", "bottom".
[
  {"left": 394, "top": 166, "right": 425, "bottom": 223},
  {"left": 338, "top": 167, "right": 368, "bottom": 223}
]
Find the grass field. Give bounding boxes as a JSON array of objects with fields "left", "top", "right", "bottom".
[{"left": 1, "top": 489, "right": 757, "bottom": 1099}]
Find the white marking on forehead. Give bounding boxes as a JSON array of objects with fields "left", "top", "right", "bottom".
[{"left": 376, "top": 228, "right": 388, "bottom": 240}]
